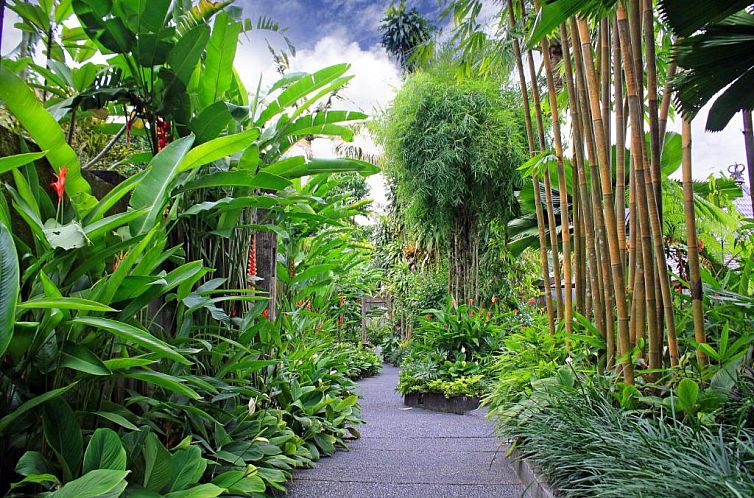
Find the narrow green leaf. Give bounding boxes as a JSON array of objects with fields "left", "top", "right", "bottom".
[{"left": 73, "top": 317, "right": 191, "bottom": 365}]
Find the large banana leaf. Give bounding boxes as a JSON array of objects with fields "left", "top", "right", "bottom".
[
  {"left": 129, "top": 135, "right": 195, "bottom": 235},
  {"left": 197, "top": 11, "right": 240, "bottom": 110},
  {"left": 255, "top": 64, "right": 350, "bottom": 127},
  {"left": 0, "top": 66, "right": 97, "bottom": 215},
  {"left": 0, "top": 222, "right": 19, "bottom": 356}
]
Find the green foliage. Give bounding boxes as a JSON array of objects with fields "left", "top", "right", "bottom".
[
  {"left": 380, "top": 0, "right": 435, "bottom": 73},
  {"left": 377, "top": 71, "right": 525, "bottom": 238},
  {"left": 500, "top": 381, "right": 754, "bottom": 498}
]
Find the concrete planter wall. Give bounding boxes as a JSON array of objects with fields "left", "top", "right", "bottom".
[{"left": 403, "top": 392, "right": 480, "bottom": 414}]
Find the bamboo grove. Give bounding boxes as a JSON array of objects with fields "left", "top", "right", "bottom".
[{"left": 504, "top": 0, "right": 708, "bottom": 383}]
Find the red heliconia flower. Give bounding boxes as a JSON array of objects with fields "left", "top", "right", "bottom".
[
  {"left": 469, "top": 311, "right": 475, "bottom": 317},
  {"left": 155, "top": 115, "right": 171, "bottom": 151},
  {"left": 247, "top": 235, "right": 257, "bottom": 288},
  {"left": 51, "top": 166, "right": 68, "bottom": 204},
  {"left": 262, "top": 308, "right": 270, "bottom": 319},
  {"left": 528, "top": 297, "right": 536, "bottom": 305}
]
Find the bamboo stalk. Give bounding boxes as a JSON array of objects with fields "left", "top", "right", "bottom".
[
  {"left": 507, "top": 0, "right": 556, "bottom": 335},
  {"left": 613, "top": 17, "right": 626, "bottom": 266},
  {"left": 541, "top": 30, "right": 573, "bottom": 335},
  {"left": 561, "top": 22, "right": 605, "bottom": 336},
  {"left": 681, "top": 119, "right": 707, "bottom": 368},
  {"left": 576, "top": 18, "right": 633, "bottom": 383}
]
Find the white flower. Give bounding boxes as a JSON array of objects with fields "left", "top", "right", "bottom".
[
  {"left": 565, "top": 357, "right": 573, "bottom": 365},
  {"left": 248, "top": 397, "right": 256, "bottom": 416},
  {"left": 461, "top": 346, "right": 466, "bottom": 354}
]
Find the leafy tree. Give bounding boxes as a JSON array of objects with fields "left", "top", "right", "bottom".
[
  {"left": 376, "top": 71, "right": 526, "bottom": 302},
  {"left": 379, "top": 1, "right": 435, "bottom": 73}
]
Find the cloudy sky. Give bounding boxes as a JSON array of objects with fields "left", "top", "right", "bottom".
[{"left": 1, "top": 0, "right": 751, "bottom": 207}]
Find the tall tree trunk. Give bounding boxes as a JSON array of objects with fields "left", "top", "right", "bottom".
[
  {"left": 541, "top": 31, "right": 573, "bottom": 335},
  {"left": 576, "top": 18, "right": 633, "bottom": 383},
  {"left": 255, "top": 209, "right": 278, "bottom": 320},
  {"left": 682, "top": 119, "right": 707, "bottom": 368}
]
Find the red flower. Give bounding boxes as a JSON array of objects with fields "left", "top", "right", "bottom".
[
  {"left": 51, "top": 166, "right": 68, "bottom": 204},
  {"left": 513, "top": 309, "right": 518, "bottom": 315},
  {"left": 528, "top": 297, "right": 536, "bottom": 305},
  {"left": 470, "top": 311, "right": 475, "bottom": 317},
  {"left": 247, "top": 235, "right": 256, "bottom": 288},
  {"left": 262, "top": 308, "right": 270, "bottom": 319},
  {"left": 425, "top": 314, "right": 432, "bottom": 320}
]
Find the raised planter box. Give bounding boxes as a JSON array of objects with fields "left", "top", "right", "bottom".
[{"left": 403, "top": 392, "right": 480, "bottom": 414}]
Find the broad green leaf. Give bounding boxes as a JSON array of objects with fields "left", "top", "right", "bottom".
[
  {"left": 265, "top": 157, "right": 379, "bottom": 179},
  {"left": 73, "top": 317, "right": 191, "bottom": 365},
  {"left": 103, "top": 357, "right": 156, "bottom": 370},
  {"left": 0, "top": 222, "right": 19, "bottom": 356},
  {"left": 83, "top": 428, "right": 126, "bottom": 473},
  {"left": 10, "top": 473, "right": 60, "bottom": 491},
  {"left": 43, "top": 397, "right": 83, "bottom": 482},
  {"left": 676, "top": 378, "right": 700, "bottom": 411},
  {"left": 164, "top": 484, "right": 226, "bottom": 498},
  {"left": 0, "top": 382, "right": 77, "bottom": 432},
  {"left": 61, "top": 343, "right": 112, "bottom": 375},
  {"left": 49, "top": 469, "right": 128, "bottom": 498},
  {"left": 0, "top": 151, "right": 47, "bottom": 174},
  {"left": 198, "top": 11, "right": 240, "bottom": 110},
  {"left": 129, "top": 135, "right": 195, "bottom": 235},
  {"left": 143, "top": 432, "right": 172, "bottom": 491},
  {"left": 169, "top": 445, "right": 206, "bottom": 491},
  {"left": 190, "top": 101, "right": 234, "bottom": 143},
  {"left": 83, "top": 172, "right": 144, "bottom": 224},
  {"left": 0, "top": 65, "right": 96, "bottom": 215},
  {"left": 255, "top": 64, "right": 350, "bottom": 126},
  {"left": 17, "top": 297, "right": 116, "bottom": 312},
  {"left": 168, "top": 23, "right": 210, "bottom": 86},
  {"left": 92, "top": 410, "right": 139, "bottom": 431},
  {"left": 212, "top": 471, "right": 265, "bottom": 494},
  {"left": 126, "top": 370, "right": 201, "bottom": 400},
  {"left": 178, "top": 127, "right": 259, "bottom": 172},
  {"left": 181, "top": 170, "right": 291, "bottom": 191},
  {"left": 84, "top": 209, "right": 148, "bottom": 240},
  {"left": 15, "top": 451, "right": 52, "bottom": 477}
]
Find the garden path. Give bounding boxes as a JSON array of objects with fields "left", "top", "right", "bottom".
[{"left": 286, "top": 365, "right": 524, "bottom": 498}]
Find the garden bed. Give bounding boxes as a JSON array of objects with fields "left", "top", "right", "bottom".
[{"left": 403, "top": 392, "right": 480, "bottom": 414}]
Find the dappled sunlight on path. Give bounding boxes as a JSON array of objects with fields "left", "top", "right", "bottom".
[{"left": 286, "top": 365, "right": 524, "bottom": 498}]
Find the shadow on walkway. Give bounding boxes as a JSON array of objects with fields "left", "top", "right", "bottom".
[{"left": 286, "top": 364, "right": 524, "bottom": 498}]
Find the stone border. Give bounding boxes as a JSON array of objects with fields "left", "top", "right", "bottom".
[
  {"left": 508, "top": 449, "right": 556, "bottom": 498},
  {"left": 403, "top": 392, "right": 480, "bottom": 414}
]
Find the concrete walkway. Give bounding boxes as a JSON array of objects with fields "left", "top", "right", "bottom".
[{"left": 286, "top": 365, "right": 524, "bottom": 498}]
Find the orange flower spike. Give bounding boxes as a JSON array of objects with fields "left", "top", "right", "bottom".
[{"left": 51, "top": 166, "right": 68, "bottom": 204}]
